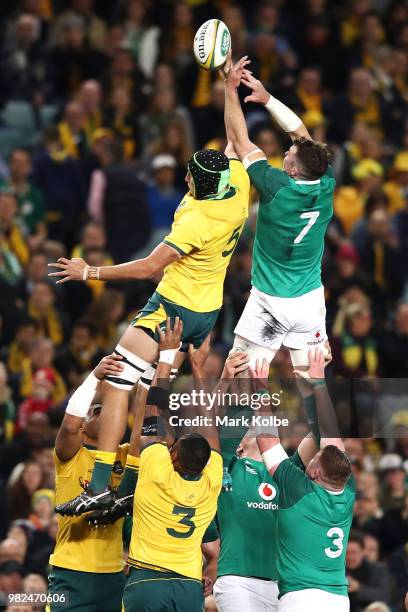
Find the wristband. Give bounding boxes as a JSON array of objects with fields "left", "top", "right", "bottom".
[
  {"left": 159, "top": 348, "right": 179, "bottom": 365},
  {"left": 142, "top": 416, "right": 167, "bottom": 436},
  {"left": 311, "top": 379, "right": 326, "bottom": 388},
  {"left": 265, "top": 95, "right": 302, "bottom": 133},
  {"left": 66, "top": 372, "right": 99, "bottom": 417},
  {"left": 88, "top": 266, "right": 100, "bottom": 280},
  {"left": 146, "top": 386, "right": 170, "bottom": 411},
  {"left": 82, "top": 265, "right": 89, "bottom": 281}
]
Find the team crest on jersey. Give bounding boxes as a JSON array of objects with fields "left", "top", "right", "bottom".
[
  {"left": 258, "top": 482, "right": 277, "bottom": 501},
  {"left": 244, "top": 461, "right": 257, "bottom": 475}
]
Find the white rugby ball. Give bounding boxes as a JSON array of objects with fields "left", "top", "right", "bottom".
[{"left": 193, "top": 19, "right": 231, "bottom": 71}]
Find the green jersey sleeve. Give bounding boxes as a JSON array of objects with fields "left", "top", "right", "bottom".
[
  {"left": 202, "top": 518, "right": 219, "bottom": 543},
  {"left": 247, "top": 160, "right": 289, "bottom": 202},
  {"left": 289, "top": 450, "right": 306, "bottom": 472},
  {"left": 274, "top": 458, "right": 313, "bottom": 509},
  {"left": 324, "top": 165, "right": 334, "bottom": 179}
]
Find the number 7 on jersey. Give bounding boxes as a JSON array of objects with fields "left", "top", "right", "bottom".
[{"left": 294, "top": 211, "right": 320, "bottom": 244}]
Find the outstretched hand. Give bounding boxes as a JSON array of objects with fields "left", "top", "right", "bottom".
[
  {"left": 188, "top": 335, "right": 211, "bottom": 372},
  {"left": 293, "top": 349, "right": 326, "bottom": 383},
  {"left": 241, "top": 70, "right": 270, "bottom": 105},
  {"left": 222, "top": 351, "right": 249, "bottom": 378},
  {"left": 48, "top": 258, "right": 87, "bottom": 284},
  {"left": 249, "top": 358, "right": 270, "bottom": 390},
  {"left": 222, "top": 49, "right": 251, "bottom": 90}
]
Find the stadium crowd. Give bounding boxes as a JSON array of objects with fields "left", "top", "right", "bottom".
[{"left": 0, "top": 0, "right": 408, "bottom": 610}]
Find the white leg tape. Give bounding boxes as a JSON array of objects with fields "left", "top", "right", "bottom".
[
  {"left": 289, "top": 345, "right": 330, "bottom": 368},
  {"left": 139, "top": 364, "right": 178, "bottom": 390},
  {"left": 230, "top": 335, "right": 277, "bottom": 369},
  {"left": 105, "top": 345, "right": 151, "bottom": 390}
]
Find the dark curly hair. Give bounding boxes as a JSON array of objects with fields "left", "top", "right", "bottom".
[{"left": 293, "top": 137, "right": 331, "bottom": 180}]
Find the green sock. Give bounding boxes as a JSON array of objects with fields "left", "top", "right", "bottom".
[
  {"left": 117, "top": 455, "right": 140, "bottom": 497},
  {"left": 304, "top": 395, "right": 321, "bottom": 446},
  {"left": 90, "top": 450, "right": 116, "bottom": 493}
]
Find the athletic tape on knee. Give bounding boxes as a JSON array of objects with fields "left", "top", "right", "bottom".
[
  {"left": 139, "top": 364, "right": 178, "bottom": 390},
  {"left": 104, "top": 345, "right": 150, "bottom": 390},
  {"left": 290, "top": 345, "right": 330, "bottom": 368},
  {"left": 231, "top": 336, "right": 277, "bottom": 368}
]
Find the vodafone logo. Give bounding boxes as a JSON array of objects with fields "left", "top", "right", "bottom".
[{"left": 258, "top": 483, "right": 277, "bottom": 501}]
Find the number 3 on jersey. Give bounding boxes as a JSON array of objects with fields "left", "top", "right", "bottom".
[
  {"left": 325, "top": 527, "right": 344, "bottom": 559},
  {"left": 167, "top": 505, "right": 196, "bottom": 539},
  {"left": 294, "top": 211, "right": 320, "bottom": 244}
]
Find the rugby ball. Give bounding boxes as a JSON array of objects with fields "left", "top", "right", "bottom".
[{"left": 193, "top": 19, "right": 231, "bottom": 71}]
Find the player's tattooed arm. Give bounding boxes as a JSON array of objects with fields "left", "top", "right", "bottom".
[
  {"left": 241, "top": 70, "right": 311, "bottom": 142},
  {"left": 48, "top": 242, "right": 181, "bottom": 283}
]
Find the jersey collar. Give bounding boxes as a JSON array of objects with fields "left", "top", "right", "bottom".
[{"left": 295, "top": 179, "right": 321, "bottom": 184}]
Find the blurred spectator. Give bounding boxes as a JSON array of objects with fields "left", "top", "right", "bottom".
[
  {"left": 122, "top": 0, "right": 160, "bottom": 79},
  {"left": 328, "top": 68, "right": 385, "bottom": 144},
  {"left": 378, "top": 301, "right": 408, "bottom": 377},
  {"left": 384, "top": 153, "right": 408, "bottom": 214},
  {"left": 6, "top": 318, "right": 37, "bottom": 376},
  {"left": 146, "top": 154, "right": 183, "bottom": 249},
  {"left": 20, "top": 337, "right": 66, "bottom": 403},
  {"left": 0, "top": 560, "right": 24, "bottom": 598},
  {"left": 378, "top": 454, "right": 407, "bottom": 511},
  {"left": 87, "top": 139, "right": 151, "bottom": 262},
  {"left": 76, "top": 79, "right": 103, "bottom": 143},
  {"left": 332, "top": 303, "right": 379, "bottom": 378},
  {"left": 0, "top": 412, "right": 49, "bottom": 482},
  {"left": 378, "top": 491, "right": 408, "bottom": 558},
  {"left": 346, "top": 529, "right": 391, "bottom": 612},
  {"left": 58, "top": 101, "right": 88, "bottom": 160},
  {"left": 192, "top": 80, "right": 226, "bottom": 149},
  {"left": 84, "top": 288, "right": 125, "bottom": 351},
  {"left": 55, "top": 319, "right": 104, "bottom": 389},
  {"left": 334, "top": 159, "right": 384, "bottom": 235},
  {"left": 389, "top": 541, "right": 408, "bottom": 609},
  {"left": 32, "top": 126, "right": 85, "bottom": 246},
  {"left": 252, "top": 124, "right": 284, "bottom": 169},
  {"left": 0, "top": 363, "right": 15, "bottom": 445},
  {"left": 148, "top": 119, "right": 193, "bottom": 189},
  {"left": 0, "top": 13, "right": 46, "bottom": 105},
  {"left": 0, "top": 149, "right": 46, "bottom": 251},
  {"left": 102, "top": 48, "right": 146, "bottom": 115},
  {"left": 50, "top": 0, "right": 107, "bottom": 51},
  {"left": 0, "top": 189, "right": 30, "bottom": 267},
  {"left": 356, "top": 209, "right": 403, "bottom": 306},
  {"left": 104, "top": 87, "right": 139, "bottom": 160},
  {"left": 26, "top": 281, "right": 65, "bottom": 345},
  {"left": 364, "top": 534, "right": 380, "bottom": 563},
  {"left": 28, "top": 488, "right": 54, "bottom": 530},
  {"left": 7, "top": 460, "right": 44, "bottom": 521},
  {"left": 351, "top": 190, "right": 390, "bottom": 251}
]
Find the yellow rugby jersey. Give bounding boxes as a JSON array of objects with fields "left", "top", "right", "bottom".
[
  {"left": 129, "top": 443, "right": 222, "bottom": 580},
  {"left": 50, "top": 443, "right": 130, "bottom": 573},
  {"left": 157, "top": 160, "right": 249, "bottom": 312}
]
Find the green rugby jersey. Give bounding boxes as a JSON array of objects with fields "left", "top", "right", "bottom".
[
  {"left": 248, "top": 161, "right": 335, "bottom": 298},
  {"left": 216, "top": 406, "right": 279, "bottom": 580},
  {"left": 274, "top": 457, "right": 355, "bottom": 598}
]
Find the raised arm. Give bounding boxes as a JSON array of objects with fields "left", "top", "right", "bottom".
[
  {"left": 241, "top": 70, "right": 311, "bottom": 142},
  {"left": 223, "top": 51, "right": 266, "bottom": 166},
  {"left": 294, "top": 349, "right": 345, "bottom": 452},
  {"left": 48, "top": 242, "right": 181, "bottom": 284},
  {"left": 55, "top": 354, "right": 123, "bottom": 461}
]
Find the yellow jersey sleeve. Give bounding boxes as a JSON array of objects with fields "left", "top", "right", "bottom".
[
  {"left": 139, "top": 443, "right": 172, "bottom": 484},
  {"left": 164, "top": 208, "right": 208, "bottom": 255},
  {"left": 203, "top": 450, "right": 223, "bottom": 490},
  {"left": 230, "top": 159, "right": 250, "bottom": 199},
  {"left": 53, "top": 448, "right": 81, "bottom": 477}
]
